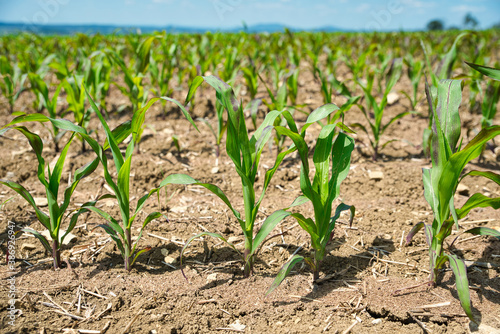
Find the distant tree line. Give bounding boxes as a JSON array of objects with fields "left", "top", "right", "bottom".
[{"left": 426, "top": 12, "right": 497, "bottom": 31}]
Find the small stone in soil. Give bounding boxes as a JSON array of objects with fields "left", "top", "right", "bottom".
[
  {"left": 227, "top": 236, "right": 240, "bottom": 244},
  {"left": 387, "top": 92, "right": 400, "bottom": 105},
  {"left": 457, "top": 183, "right": 469, "bottom": 196},
  {"left": 41, "top": 230, "right": 76, "bottom": 245},
  {"left": 368, "top": 171, "right": 384, "bottom": 180},
  {"left": 164, "top": 256, "right": 177, "bottom": 265},
  {"left": 34, "top": 197, "right": 48, "bottom": 207},
  {"left": 206, "top": 273, "right": 217, "bottom": 283},
  {"left": 21, "top": 243, "right": 37, "bottom": 251}
]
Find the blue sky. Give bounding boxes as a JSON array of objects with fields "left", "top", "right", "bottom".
[{"left": 0, "top": 0, "right": 499, "bottom": 31}]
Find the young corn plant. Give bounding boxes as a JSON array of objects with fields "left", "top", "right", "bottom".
[
  {"left": 107, "top": 36, "right": 157, "bottom": 112},
  {"left": 62, "top": 75, "right": 91, "bottom": 152},
  {"left": 86, "top": 51, "right": 113, "bottom": 113},
  {"left": 406, "top": 79, "right": 500, "bottom": 322},
  {"left": 402, "top": 55, "right": 424, "bottom": 111},
  {"left": 353, "top": 58, "right": 410, "bottom": 160},
  {"left": 259, "top": 74, "right": 289, "bottom": 156},
  {"left": 73, "top": 90, "right": 198, "bottom": 271},
  {"left": 421, "top": 33, "right": 468, "bottom": 156},
  {"left": 266, "top": 127, "right": 355, "bottom": 293},
  {"left": 466, "top": 62, "right": 500, "bottom": 130},
  {"left": 197, "top": 99, "right": 227, "bottom": 165},
  {"left": 27, "top": 72, "right": 65, "bottom": 152},
  {"left": 0, "top": 120, "right": 105, "bottom": 269},
  {"left": 160, "top": 76, "right": 343, "bottom": 278},
  {"left": 0, "top": 56, "right": 27, "bottom": 114}
]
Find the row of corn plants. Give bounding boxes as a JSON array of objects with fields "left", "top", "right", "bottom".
[
  {"left": 1, "top": 31, "right": 499, "bottom": 160},
  {"left": 1, "top": 31, "right": 500, "bottom": 322}
]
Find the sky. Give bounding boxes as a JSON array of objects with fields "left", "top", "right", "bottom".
[{"left": 0, "top": 0, "right": 499, "bottom": 31}]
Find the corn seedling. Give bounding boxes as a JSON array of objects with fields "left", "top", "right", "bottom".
[
  {"left": 0, "top": 120, "right": 103, "bottom": 269},
  {"left": 402, "top": 55, "right": 424, "bottom": 110},
  {"left": 27, "top": 72, "right": 65, "bottom": 152},
  {"left": 406, "top": 79, "right": 500, "bottom": 322},
  {"left": 421, "top": 33, "right": 468, "bottom": 156},
  {"left": 160, "top": 76, "right": 344, "bottom": 278},
  {"left": 0, "top": 56, "right": 27, "bottom": 113},
  {"left": 107, "top": 36, "right": 157, "bottom": 112},
  {"left": 197, "top": 99, "right": 227, "bottom": 163},
  {"left": 267, "top": 124, "right": 355, "bottom": 293},
  {"left": 73, "top": 90, "right": 198, "bottom": 271},
  {"left": 62, "top": 75, "right": 92, "bottom": 152},
  {"left": 466, "top": 62, "right": 500, "bottom": 132},
  {"left": 353, "top": 58, "right": 410, "bottom": 160}
]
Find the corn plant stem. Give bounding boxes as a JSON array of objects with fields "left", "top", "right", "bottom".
[
  {"left": 242, "top": 188, "right": 254, "bottom": 278},
  {"left": 52, "top": 239, "right": 61, "bottom": 269},
  {"left": 430, "top": 241, "right": 443, "bottom": 285},
  {"left": 125, "top": 228, "right": 132, "bottom": 271}
]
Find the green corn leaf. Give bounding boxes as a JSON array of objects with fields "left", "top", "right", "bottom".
[
  {"left": 117, "top": 154, "right": 132, "bottom": 227},
  {"left": 130, "top": 246, "right": 152, "bottom": 268},
  {"left": 82, "top": 205, "right": 124, "bottom": 239},
  {"left": 290, "top": 213, "right": 320, "bottom": 250},
  {"left": 438, "top": 126, "right": 500, "bottom": 223},
  {"left": 60, "top": 158, "right": 100, "bottom": 214},
  {"left": 456, "top": 193, "right": 500, "bottom": 219},
  {"left": 0, "top": 179, "right": 50, "bottom": 229},
  {"left": 131, "top": 212, "right": 164, "bottom": 255},
  {"left": 289, "top": 195, "right": 310, "bottom": 208},
  {"left": 445, "top": 253, "right": 475, "bottom": 323},
  {"left": 266, "top": 255, "right": 305, "bottom": 295},
  {"left": 6, "top": 126, "right": 49, "bottom": 189},
  {"left": 161, "top": 97, "right": 200, "bottom": 132},
  {"left": 437, "top": 33, "right": 468, "bottom": 80},
  {"left": 406, "top": 221, "right": 426, "bottom": 245},
  {"left": 133, "top": 188, "right": 161, "bottom": 217},
  {"left": 274, "top": 126, "right": 314, "bottom": 198},
  {"left": 185, "top": 76, "right": 205, "bottom": 105},
  {"left": 159, "top": 173, "right": 241, "bottom": 223},
  {"left": 136, "top": 36, "right": 156, "bottom": 73},
  {"left": 327, "top": 133, "right": 355, "bottom": 205},
  {"left": 255, "top": 144, "right": 298, "bottom": 209},
  {"left": 97, "top": 224, "right": 125, "bottom": 255},
  {"left": 435, "top": 79, "right": 462, "bottom": 153},
  {"left": 313, "top": 124, "right": 336, "bottom": 204},
  {"left": 464, "top": 227, "right": 500, "bottom": 239},
  {"left": 48, "top": 133, "right": 75, "bottom": 199},
  {"left": 381, "top": 111, "right": 413, "bottom": 133},
  {"left": 251, "top": 210, "right": 291, "bottom": 257},
  {"left": 19, "top": 228, "right": 53, "bottom": 253},
  {"left": 302, "top": 103, "right": 340, "bottom": 135},
  {"left": 85, "top": 87, "right": 124, "bottom": 171},
  {"left": 461, "top": 170, "right": 500, "bottom": 186},
  {"left": 465, "top": 62, "right": 500, "bottom": 81},
  {"left": 62, "top": 207, "right": 91, "bottom": 244},
  {"left": 325, "top": 204, "right": 354, "bottom": 243}
]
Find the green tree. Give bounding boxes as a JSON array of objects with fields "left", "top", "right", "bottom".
[
  {"left": 427, "top": 19, "right": 444, "bottom": 31},
  {"left": 464, "top": 13, "right": 479, "bottom": 29}
]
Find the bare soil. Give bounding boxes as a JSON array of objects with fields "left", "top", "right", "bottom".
[{"left": 1, "top": 69, "right": 500, "bottom": 334}]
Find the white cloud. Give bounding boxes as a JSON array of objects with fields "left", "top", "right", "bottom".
[
  {"left": 408, "top": 1, "right": 436, "bottom": 8},
  {"left": 354, "top": 3, "right": 371, "bottom": 12},
  {"left": 451, "top": 4, "right": 486, "bottom": 12}
]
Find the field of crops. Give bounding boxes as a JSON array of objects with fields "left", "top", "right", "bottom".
[{"left": 1, "top": 30, "right": 500, "bottom": 333}]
